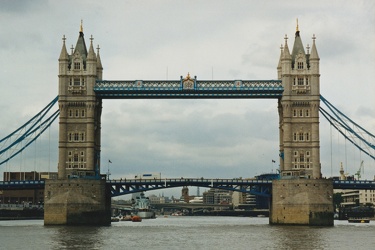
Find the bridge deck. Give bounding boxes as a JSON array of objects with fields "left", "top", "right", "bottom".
[
  {"left": 1, "top": 179, "right": 375, "bottom": 197},
  {"left": 94, "top": 80, "right": 283, "bottom": 99}
]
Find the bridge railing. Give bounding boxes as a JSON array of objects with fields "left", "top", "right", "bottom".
[{"left": 107, "top": 178, "right": 273, "bottom": 184}]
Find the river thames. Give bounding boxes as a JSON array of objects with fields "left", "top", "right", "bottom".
[{"left": 0, "top": 216, "right": 374, "bottom": 249}]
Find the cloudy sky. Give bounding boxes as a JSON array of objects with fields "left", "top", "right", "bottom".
[{"left": 0, "top": 0, "right": 374, "bottom": 197}]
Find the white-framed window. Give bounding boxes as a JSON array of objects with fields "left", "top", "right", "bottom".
[
  {"left": 305, "top": 109, "right": 309, "bottom": 117},
  {"left": 80, "top": 133, "right": 85, "bottom": 141},
  {"left": 299, "top": 132, "right": 304, "bottom": 141},
  {"left": 73, "top": 153, "right": 79, "bottom": 162},
  {"left": 74, "top": 78, "right": 80, "bottom": 86},
  {"left": 305, "top": 132, "right": 310, "bottom": 141},
  {"left": 298, "top": 77, "right": 304, "bottom": 85}
]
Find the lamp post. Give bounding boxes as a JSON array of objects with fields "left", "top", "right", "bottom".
[{"left": 107, "top": 159, "right": 112, "bottom": 180}]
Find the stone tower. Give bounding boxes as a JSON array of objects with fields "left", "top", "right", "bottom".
[
  {"left": 44, "top": 24, "right": 110, "bottom": 226},
  {"left": 57, "top": 22, "right": 103, "bottom": 179},
  {"left": 271, "top": 23, "right": 333, "bottom": 226},
  {"left": 278, "top": 22, "right": 321, "bottom": 179}
]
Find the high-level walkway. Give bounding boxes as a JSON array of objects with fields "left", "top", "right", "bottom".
[{"left": 1, "top": 179, "right": 374, "bottom": 197}]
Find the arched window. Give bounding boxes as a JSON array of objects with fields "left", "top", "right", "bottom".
[
  {"left": 299, "top": 132, "right": 304, "bottom": 141},
  {"left": 305, "top": 133, "right": 310, "bottom": 141}
]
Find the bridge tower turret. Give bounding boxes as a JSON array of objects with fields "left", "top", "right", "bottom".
[
  {"left": 57, "top": 22, "right": 103, "bottom": 179},
  {"left": 278, "top": 22, "right": 321, "bottom": 179}
]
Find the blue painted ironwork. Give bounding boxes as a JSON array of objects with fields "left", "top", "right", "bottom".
[
  {"left": 0, "top": 180, "right": 45, "bottom": 190},
  {"left": 94, "top": 79, "right": 283, "bottom": 99},
  {"left": 332, "top": 180, "right": 375, "bottom": 190},
  {"left": 107, "top": 178, "right": 273, "bottom": 197},
  {"left": 320, "top": 95, "right": 375, "bottom": 160},
  {"left": 2, "top": 179, "right": 375, "bottom": 196},
  {"left": 0, "top": 97, "right": 59, "bottom": 165}
]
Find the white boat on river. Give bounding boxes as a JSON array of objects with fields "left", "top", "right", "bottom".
[{"left": 133, "top": 192, "right": 156, "bottom": 219}]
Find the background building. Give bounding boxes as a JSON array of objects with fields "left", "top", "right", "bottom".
[{"left": 1, "top": 171, "right": 57, "bottom": 206}]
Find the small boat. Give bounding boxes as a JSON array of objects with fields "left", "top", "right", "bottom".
[
  {"left": 120, "top": 215, "right": 132, "bottom": 221},
  {"left": 348, "top": 218, "right": 370, "bottom": 223},
  {"left": 111, "top": 217, "right": 120, "bottom": 222},
  {"left": 132, "top": 215, "right": 142, "bottom": 222}
]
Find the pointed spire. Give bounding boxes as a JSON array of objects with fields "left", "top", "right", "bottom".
[
  {"left": 282, "top": 34, "right": 291, "bottom": 59},
  {"left": 87, "top": 35, "right": 96, "bottom": 61},
  {"left": 278, "top": 43, "right": 283, "bottom": 68},
  {"left": 59, "top": 35, "right": 69, "bottom": 61},
  {"left": 291, "top": 21, "right": 306, "bottom": 65},
  {"left": 310, "top": 34, "right": 319, "bottom": 60},
  {"left": 73, "top": 20, "right": 88, "bottom": 60},
  {"left": 96, "top": 44, "right": 103, "bottom": 70}
]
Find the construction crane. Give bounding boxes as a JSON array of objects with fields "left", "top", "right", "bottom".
[{"left": 355, "top": 160, "right": 364, "bottom": 180}]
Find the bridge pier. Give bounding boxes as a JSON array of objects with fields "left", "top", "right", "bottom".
[
  {"left": 44, "top": 179, "right": 111, "bottom": 225},
  {"left": 270, "top": 179, "right": 334, "bottom": 226}
]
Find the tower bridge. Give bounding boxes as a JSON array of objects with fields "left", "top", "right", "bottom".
[{"left": 1, "top": 22, "right": 374, "bottom": 226}]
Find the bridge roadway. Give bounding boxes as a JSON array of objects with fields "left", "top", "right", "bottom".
[{"left": 1, "top": 178, "right": 375, "bottom": 197}]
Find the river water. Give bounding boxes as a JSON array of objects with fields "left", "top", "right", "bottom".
[{"left": 0, "top": 217, "right": 374, "bottom": 249}]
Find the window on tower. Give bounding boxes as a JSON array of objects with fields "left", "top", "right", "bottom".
[
  {"left": 300, "top": 153, "right": 305, "bottom": 162},
  {"left": 74, "top": 62, "right": 81, "bottom": 70},
  {"left": 74, "top": 78, "right": 80, "bottom": 86},
  {"left": 297, "top": 62, "right": 304, "bottom": 69},
  {"left": 299, "top": 132, "right": 304, "bottom": 141},
  {"left": 305, "top": 132, "right": 310, "bottom": 141},
  {"left": 298, "top": 77, "right": 304, "bottom": 85}
]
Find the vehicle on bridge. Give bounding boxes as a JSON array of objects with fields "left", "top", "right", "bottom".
[{"left": 135, "top": 173, "right": 161, "bottom": 180}]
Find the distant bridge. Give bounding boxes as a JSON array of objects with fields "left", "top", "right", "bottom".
[{"left": 1, "top": 179, "right": 375, "bottom": 197}]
